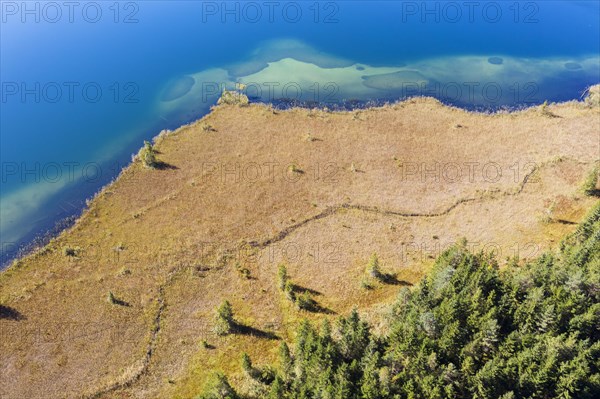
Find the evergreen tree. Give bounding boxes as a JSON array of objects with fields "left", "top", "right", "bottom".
[
  {"left": 279, "top": 341, "right": 293, "bottom": 381},
  {"left": 366, "top": 253, "right": 382, "bottom": 280},
  {"left": 241, "top": 352, "right": 253, "bottom": 375},
  {"left": 268, "top": 375, "right": 286, "bottom": 399},
  {"left": 214, "top": 300, "right": 235, "bottom": 335},
  {"left": 278, "top": 264, "right": 289, "bottom": 291}
]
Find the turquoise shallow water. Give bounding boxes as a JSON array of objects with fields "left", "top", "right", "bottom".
[{"left": 1, "top": 1, "right": 599, "bottom": 264}]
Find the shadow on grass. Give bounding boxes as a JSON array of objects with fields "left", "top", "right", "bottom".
[
  {"left": 291, "top": 284, "right": 322, "bottom": 296},
  {"left": 233, "top": 323, "right": 279, "bottom": 340},
  {"left": 110, "top": 296, "right": 132, "bottom": 307},
  {"left": 586, "top": 189, "right": 600, "bottom": 197},
  {"left": 378, "top": 273, "right": 413, "bottom": 286},
  {"left": 115, "top": 300, "right": 132, "bottom": 307},
  {"left": 154, "top": 161, "right": 178, "bottom": 170},
  {"left": 554, "top": 219, "right": 578, "bottom": 225},
  {"left": 302, "top": 301, "right": 336, "bottom": 315},
  {"left": 0, "top": 305, "right": 25, "bottom": 320}
]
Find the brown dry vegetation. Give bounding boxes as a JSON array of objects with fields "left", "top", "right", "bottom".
[{"left": 1, "top": 93, "right": 599, "bottom": 399}]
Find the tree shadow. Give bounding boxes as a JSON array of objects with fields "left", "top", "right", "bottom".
[
  {"left": 154, "top": 161, "right": 178, "bottom": 170},
  {"left": 294, "top": 295, "right": 336, "bottom": 315},
  {"left": 233, "top": 322, "right": 279, "bottom": 340},
  {"left": 378, "top": 273, "right": 413, "bottom": 287},
  {"left": 110, "top": 296, "right": 132, "bottom": 307},
  {"left": 114, "top": 299, "right": 132, "bottom": 307},
  {"left": 554, "top": 219, "right": 578, "bottom": 225},
  {"left": 586, "top": 189, "right": 600, "bottom": 197},
  {"left": 0, "top": 305, "right": 25, "bottom": 320},
  {"left": 290, "top": 283, "right": 322, "bottom": 296},
  {"left": 303, "top": 301, "right": 336, "bottom": 315}
]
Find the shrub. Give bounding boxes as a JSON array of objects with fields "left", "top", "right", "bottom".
[
  {"left": 239, "top": 268, "right": 251, "bottom": 279},
  {"left": 235, "top": 262, "right": 251, "bottom": 279},
  {"left": 360, "top": 279, "right": 374, "bottom": 290},
  {"left": 288, "top": 164, "right": 303, "bottom": 174},
  {"left": 202, "top": 124, "right": 216, "bottom": 132},
  {"left": 582, "top": 164, "right": 599, "bottom": 196},
  {"left": 305, "top": 133, "right": 317, "bottom": 142},
  {"left": 117, "top": 268, "right": 131, "bottom": 277},
  {"left": 140, "top": 141, "right": 157, "bottom": 168},
  {"left": 62, "top": 246, "right": 78, "bottom": 257},
  {"left": 217, "top": 89, "right": 249, "bottom": 106},
  {"left": 539, "top": 100, "right": 557, "bottom": 118}
]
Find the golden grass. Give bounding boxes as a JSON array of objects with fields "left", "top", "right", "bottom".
[{"left": 1, "top": 93, "right": 599, "bottom": 399}]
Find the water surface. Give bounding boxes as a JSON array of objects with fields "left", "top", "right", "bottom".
[{"left": 1, "top": 1, "right": 599, "bottom": 264}]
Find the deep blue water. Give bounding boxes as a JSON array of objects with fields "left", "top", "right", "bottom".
[{"left": 1, "top": 1, "right": 599, "bottom": 265}]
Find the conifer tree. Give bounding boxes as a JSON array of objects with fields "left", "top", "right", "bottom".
[{"left": 214, "top": 300, "right": 235, "bottom": 335}]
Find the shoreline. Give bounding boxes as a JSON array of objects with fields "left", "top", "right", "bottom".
[{"left": 2, "top": 85, "right": 599, "bottom": 272}]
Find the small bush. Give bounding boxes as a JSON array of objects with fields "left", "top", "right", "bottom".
[
  {"left": 360, "top": 279, "right": 374, "bottom": 290},
  {"left": 305, "top": 133, "right": 317, "bottom": 142},
  {"left": 539, "top": 100, "right": 558, "bottom": 118},
  {"left": 140, "top": 141, "right": 157, "bottom": 168},
  {"left": 582, "top": 164, "right": 599, "bottom": 196},
  {"left": 235, "top": 262, "right": 251, "bottom": 279},
  {"left": 288, "top": 164, "right": 303, "bottom": 174},
  {"left": 63, "top": 246, "right": 78, "bottom": 257},
  {"left": 217, "top": 89, "right": 249, "bottom": 106},
  {"left": 202, "top": 124, "right": 216, "bottom": 132},
  {"left": 117, "top": 268, "right": 131, "bottom": 277},
  {"left": 239, "top": 268, "right": 251, "bottom": 279}
]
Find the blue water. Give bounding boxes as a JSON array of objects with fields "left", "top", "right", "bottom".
[{"left": 1, "top": 1, "right": 599, "bottom": 264}]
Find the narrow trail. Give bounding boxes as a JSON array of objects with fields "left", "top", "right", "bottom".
[
  {"left": 83, "top": 276, "right": 168, "bottom": 399},
  {"left": 248, "top": 165, "right": 539, "bottom": 249},
  {"left": 87, "top": 158, "right": 588, "bottom": 398}
]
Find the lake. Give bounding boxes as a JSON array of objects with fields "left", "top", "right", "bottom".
[{"left": 1, "top": 0, "right": 599, "bottom": 265}]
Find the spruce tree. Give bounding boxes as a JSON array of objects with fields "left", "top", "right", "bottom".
[
  {"left": 278, "top": 264, "right": 289, "bottom": 291},
  {"left": 214, "top": 300, "right": 235, "bottom": 335}
]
